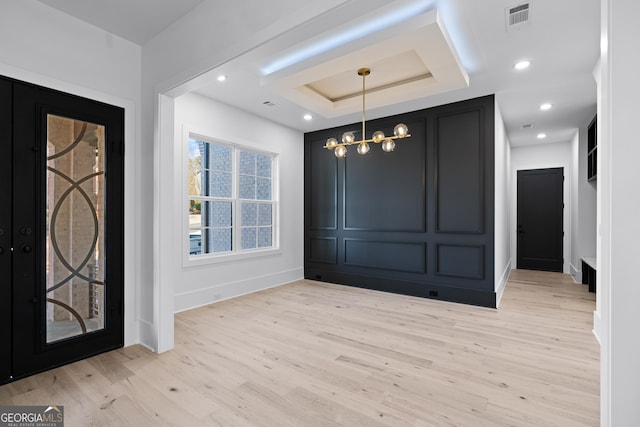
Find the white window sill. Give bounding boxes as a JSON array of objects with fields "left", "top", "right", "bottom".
[{"left": 183, "top": 247, "right": 282, "bottom": 268}]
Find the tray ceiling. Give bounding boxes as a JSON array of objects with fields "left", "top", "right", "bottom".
[{"left": 261, "top": 9, "right": 469, "bottom": 118}]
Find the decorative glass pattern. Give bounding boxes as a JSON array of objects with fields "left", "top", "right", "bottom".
[
  {"left": 210, "top": 201, "right": 232, "bottom": 227},
  {"left": 258, "top": 227, "right": 272, "bottom": 248},
  {"left": 212, "top": 144, "right": 232, "bottom": 172},
  {"left": 241, "top": 227, "right": 257, "bottom": 250},
  {"left": 258, "top": 204, "right": 272, "bottom": 226},
  {"left": 239, "top": 175, "right": 256, "bottom": 199},
  {"left": 257, "top": 177, "right": 271, "bottom": 200},
  {"left": 210, "top": 228, "right": 232, "bottom": 253},
  {"left": 239, "top": 151, "right": 256, "bottom": 175},
  {"left": 212, "top": 171, "right": 232, "bottom": 198},
  {"left": 257, "top": 154, "right": 272, "bottom": 178},
  {"left": 46, "top": 115, "right": 106, "bottom": 343},
  {"left": 241, "top": 202, "right": 258, "bottom": 226}
]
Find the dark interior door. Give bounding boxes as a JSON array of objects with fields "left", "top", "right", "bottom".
[
  {"left": 0, "top": 77, "right": 124, "bottom": 384},
  {"left": 517, "top": 167, "right": 563, "bottom": 272},
  {"left": 0, "top": 79, "right": 12, "bottom": 382}
]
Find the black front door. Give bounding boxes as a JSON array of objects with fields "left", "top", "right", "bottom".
[
  {"left": 0, "top": 76, "right": 124, "bottom": 384},
  {"left": 517, "top": 167, "right": 564, "bottom": 272}
]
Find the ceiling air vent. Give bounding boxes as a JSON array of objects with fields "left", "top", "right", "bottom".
[{"left": 506, "top": 2, "right": 531, "bottom": 32}]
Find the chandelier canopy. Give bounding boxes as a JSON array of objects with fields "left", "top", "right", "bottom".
[{"left": 324, "top": 68, "right": 411, "bottom": 158}]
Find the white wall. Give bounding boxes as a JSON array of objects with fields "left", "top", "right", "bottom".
[
  {"left": 141, "top": 0, "right": 396, "bottom": 352},
  {"left": 599, "top": 1, "right": 640, "bottom": 424},
  {"left": 0, "top": 0, "right": 142, "bottom": 346},
  {"left": 172, "top": 93, "right": 304, "bottom": 311},
  {"left": 494, "top": 101, "right": 511, "bottom": 306},
  {"left": 510, "top": 141, "right": 573, "bottom": 273}
]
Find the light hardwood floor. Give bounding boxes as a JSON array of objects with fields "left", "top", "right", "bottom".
[{"left": 0, "top": 270, "right": 599, "bottom": 426}]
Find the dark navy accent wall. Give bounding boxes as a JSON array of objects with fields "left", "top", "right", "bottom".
[{"left": 304, "top": 95, "right": 496, "bottom": 308}]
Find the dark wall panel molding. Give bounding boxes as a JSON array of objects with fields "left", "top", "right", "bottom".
[
  {"left": 344, "top": 239, "right": 426, "bottom": 273},
  {"left": 308, "top": 137, "right": 338, "bottom": 230},
  {"left": 435, "top": 108, "right": 485, "bottom": 234},
  {"left": 343, "top": 118, "right": 426, "bottom": 232},
  {"left": 309, "top": 237, "right": 338, "bottom": 264},
  {"left": 304, "top": 95, "right": 496, "bottom": 308},
  {"left": 436, "top": 244, "right": 484, "bottom": 279}
]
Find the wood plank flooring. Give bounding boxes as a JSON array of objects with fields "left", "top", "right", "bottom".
[{"left": 0, "top": 269, "right": 599, "bottom": 426}]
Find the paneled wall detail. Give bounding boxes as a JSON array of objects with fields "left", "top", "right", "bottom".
[
  {"left": 309, "top": 137, "right": 338, "bottom": 230},
  {"left": 436, "top": 244, "right": 484, "bottom": 279},
  {"left": 344, "top": 239, "right": 426, "bottom": 273},
  {"left": 343, "top": 119, "right": 426, "bottom": 232},
  {"left": 435, "top": 109, "right": 484, "bottom": 234},
  {"left": 309, "top": 237, "right": 338, "bottom": 264},
  {"left": 305, "top": 95, "right": 496, "bottom": 307}
]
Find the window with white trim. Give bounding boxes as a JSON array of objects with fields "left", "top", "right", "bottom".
[{"left": 187, "top": 134, "right": 276, "bottom": 257}]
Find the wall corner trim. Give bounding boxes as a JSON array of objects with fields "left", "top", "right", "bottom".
[{"left": 495, "top": 261, "right": 512, "bottom": 308}]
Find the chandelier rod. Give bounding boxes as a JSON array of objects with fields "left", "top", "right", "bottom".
[{"left": 361, "top": 68, "right": 368, "bottom": 144}]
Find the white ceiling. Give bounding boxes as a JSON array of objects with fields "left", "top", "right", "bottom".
[
  {"left": 36, "top": 0, "right": 600, "bottom": 148},
  {"left": 36, "top": 0, "right": 206, "bottom": 45}
]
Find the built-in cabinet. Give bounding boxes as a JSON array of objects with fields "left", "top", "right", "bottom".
[
  {"left": 587, "top": 115, "right": 597, "bottom": 181},
  {"left": 582, "top": 114, "right": 597, "bottom": 293},
  {"left": 581, "top": 257, "right": 597, "bottom": 293}
]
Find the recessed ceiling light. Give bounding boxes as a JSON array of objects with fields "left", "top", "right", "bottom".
[
  {"left": 303, "top": 114, "right": 313, "bottom": 121},
  {"left": 514, "top": 60, "right": 531, "bottom": 70},
  {"left": 540, "top": 103, "right": 552, "bottom": 111},
  {"left": 217, "top": 74, "right": 227, "bottom": 82},
  {"left": 537, "top": 133, "right": 547, "bottom": 139}
]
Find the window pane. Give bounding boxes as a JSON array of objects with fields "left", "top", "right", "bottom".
[
  {"left": 242, "top": 202, "right": 257, "bottom": 226},
  {"left": 190, "top": 233, "right": 202, "bottom": 255},
  {"left": 206, "top": 201, "right": 231, "bottom": 227},
  {"left": 188, "top": 140, "right": 203, "bottom": 196},
  {"left": 256, "top": 177, "right": 271, "bottom": 200},
  {"left": 189, "top": 199, "right": 202, "bottom": 229},
  {"left": 257, "top": 154, "right": 272, "bottom": 178},
  {"left": 258, "top": 203, "right": 272, "bottom": 226},
  {"left": 241, "top": 227, "right": 257, "bottom": 250},
  {"left": 258, "top": 227, "right": 272, "bottom": 248},
  {"left": 188, "top": 139, "right": 277, "bottom": 258},
  {"left": 212, "top": 171, "right": 232, "bottom": 198},
  {"left": 211, "top": 228, "right": 232, "bottom": 253},
  {"left": 239, "top": 151, "right": 256, "bottom": 175},
  {"left": 239, "top": 175, "right": 256, "bottom": 199},
  {"left": 189, "top": 199, "right": 203, "bottom": 255},
  {"left": 212, "top": 144, "right": 232, "bottom": 172}
]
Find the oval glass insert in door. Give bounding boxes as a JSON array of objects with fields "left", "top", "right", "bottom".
[{"left": 46, "top": 114, "right": 106, "bottom": 343}]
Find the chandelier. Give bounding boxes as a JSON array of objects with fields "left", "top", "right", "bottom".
[{"left": 324, "top": 68, "right": 410, "bottom": 157}]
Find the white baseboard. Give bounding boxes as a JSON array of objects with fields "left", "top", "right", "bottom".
[
  {"left": 137, "top": 319, "right": 157, "bottom": 352},
  {"left": 570, "top": 263, "right": 582, "bottom": 283},
  {"left": 593, "top": 310, "right": 602, "bottom": 345},
  {"left": 495, "top": 260, "right": 512, "bottom": 308},
  {"left": 174, "top": 268, "right": 304, "bottom": 313}
]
